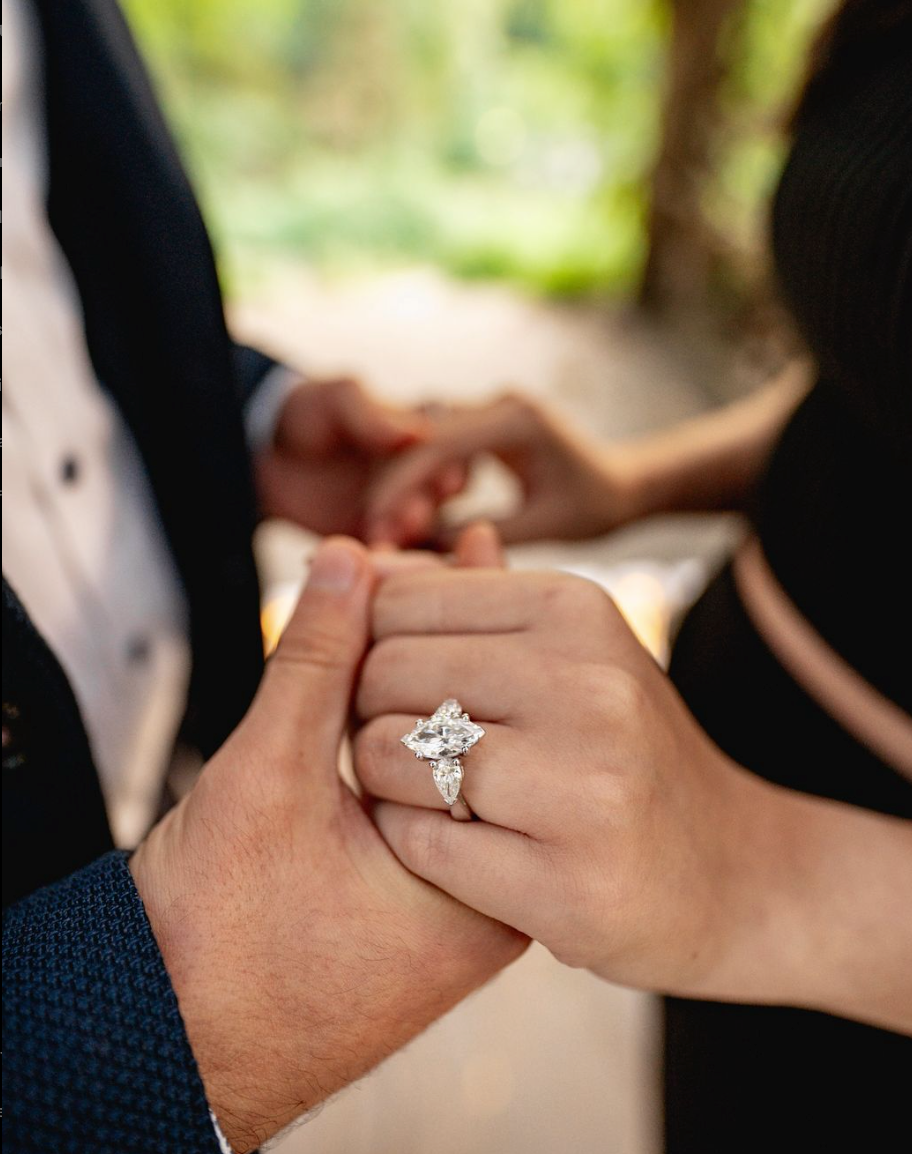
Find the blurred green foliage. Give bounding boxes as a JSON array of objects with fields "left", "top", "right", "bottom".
[{"left": 123, "top": 0, "right": 832, "bottom": 299}]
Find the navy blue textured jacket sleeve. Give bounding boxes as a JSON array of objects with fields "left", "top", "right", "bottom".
[{"left": 3, "top": 851, "right": 221, "bottom": 1154}]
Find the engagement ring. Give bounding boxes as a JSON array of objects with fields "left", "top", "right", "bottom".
[{"left": 400, "top": 699, "right": 484, "bottom": 821}]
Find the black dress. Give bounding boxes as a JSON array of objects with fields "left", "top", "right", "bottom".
[{"left": 663, "top": 23, "right": 912, "bottom": 1154}]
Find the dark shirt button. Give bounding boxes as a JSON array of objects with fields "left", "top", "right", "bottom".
[
  {"left": 60, "top": 455, "right": 81, "bottom": 485},
  {"left": 126, "top": 636, "right": 151, "bottom": 664}
]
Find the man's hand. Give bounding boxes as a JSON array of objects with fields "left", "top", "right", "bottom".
[
  {"left": 255, "top": 377, "right": 466, "bottom": 539},
  {"left": 130, "top": 537, "right": 525, "bottom": 1153}
]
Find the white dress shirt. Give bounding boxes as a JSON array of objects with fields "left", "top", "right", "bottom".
[
  {"left": 1, "top": 0, "right": 294, "bottom": 848},
  {"left": 3, "top": 5, "right": 307, "bottom": 1148}
]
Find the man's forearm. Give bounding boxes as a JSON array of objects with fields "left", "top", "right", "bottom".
[{"left": 613, "top": 360, "right": 813, "bottom": 521}]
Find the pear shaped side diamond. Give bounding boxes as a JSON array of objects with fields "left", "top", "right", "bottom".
[{"left": 431, "top": 759, "right": 464, "bottom": 805}]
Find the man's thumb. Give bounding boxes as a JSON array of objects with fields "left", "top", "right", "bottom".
[{"left": 259, "top": 537, "right": 376, "bottom": 755}]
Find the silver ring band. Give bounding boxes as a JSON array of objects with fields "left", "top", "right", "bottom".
[{"left": 449, "top": 795, "right": 475, "bottom": 822}]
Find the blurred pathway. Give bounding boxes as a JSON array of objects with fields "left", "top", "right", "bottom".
[{"left": 230, "top": 267, "right": 741, "bottom": 1154}]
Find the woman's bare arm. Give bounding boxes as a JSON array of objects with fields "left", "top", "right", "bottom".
[
  {"left": 614, "top": 358, "right": 814, "bottom": 520},
  {"left": 693, "top": 772, "right": 912, "bottom": 1034},
  {"left": 366, "top": 361, "right": 814, "bottom": 546}
]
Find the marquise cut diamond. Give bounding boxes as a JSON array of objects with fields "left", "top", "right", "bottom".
[
  {"left": 401, "top": 702, "right": 485, "bottom": 761},
  {"left": 401, "top": 700, "right": 484, "bottom": 811}
]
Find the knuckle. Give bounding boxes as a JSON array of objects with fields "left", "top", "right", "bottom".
[
  {"left": 371, "top": 583, "right": 400, "bottom": 639},
  {"left": 599, "top": 665, "right": 648, "bottom": 724},
  {"left": 368, "top": 636, "right": 409, "bottom": 680},
  {"left": 539, "top": 573, "right": 573, "bottom": 615},
  {"left": 540, "top": 571, "right": 603, "bottom": 618},
  {"left": 498, "top": 388, "right": 535, "bottom": 414},
  {"left": 337, "top": 375, "right": 362, "bottom": 397},
  {"left": 353, "top": 720, "right": 397, "bottom": 789},
  {"left": 355, "top": 646, "right": 387, "bottom": 714},
  {"left": 498, "top": 390, "right": 542, "bottom": 431},
  {"left": 540, "top": 574, "right": 625, "bottom": 643},
  {"left": 565, "top": 662, "right": 609, "bottom": 708},
  {"left": 357, "top": 637, "right": 415, "bottom": 714}
]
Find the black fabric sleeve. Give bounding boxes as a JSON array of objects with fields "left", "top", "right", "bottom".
[
  {"left": 233, "top": 341, "right": 282, "bottom": 409},
  {"left": 3, "top": 851, "right": 221, "bottom": 1154}
]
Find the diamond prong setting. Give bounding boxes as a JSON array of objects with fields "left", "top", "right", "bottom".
[{"left": 400, "top": 699, "right": 484, "bottom": 806}]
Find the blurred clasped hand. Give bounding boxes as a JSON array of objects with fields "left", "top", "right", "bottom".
[
  {"left": 254, "top": 375, "right": 468, "bottom": 541},
  {"left": 255, "top": 377, "right": 641, "bottom": 551},
  {"left": 362, "top": 391, "right": 645, "bottom": 548}
]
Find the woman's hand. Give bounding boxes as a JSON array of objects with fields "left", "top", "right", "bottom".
[
  {"left": 353, "top": 564, "right": 777, "bottom": 995},
  {"left": 353, "top": 564, "right": 912, "bottom": 1031},
  {"left": 363, "top": 364, "right": 814, "bottom": 549},
  {"left": 364, "top": 393, "right": 641, "bottom": 548}
]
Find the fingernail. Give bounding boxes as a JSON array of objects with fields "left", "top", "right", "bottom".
[{"left": 307, "top": 540, "right": 359, "bottom": 593}]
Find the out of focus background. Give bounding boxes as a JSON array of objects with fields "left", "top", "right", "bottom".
[
  {"left": 123, "top": 2, "right": 832, "bottom": 1151},
  {"left": 126, "top": 0, "right": 827, "bottom": 328}
]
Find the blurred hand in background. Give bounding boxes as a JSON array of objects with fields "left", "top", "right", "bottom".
[
  {"left": 363, "top": 367, "right": 811, "bottom": 549},
  {"left": 364, "top": 393, "right": 639, "bottom": 548},
  {"left": 255, "top": 376, "right": 467, "bottom": 540}
]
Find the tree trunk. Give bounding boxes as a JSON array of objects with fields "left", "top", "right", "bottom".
[{"left": 639, "top": 0, "right": 745, "bottom": 319}]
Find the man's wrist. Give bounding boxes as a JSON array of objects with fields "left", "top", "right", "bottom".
[
  {"left": 245, "top": 366, "right": 305, "bottom": 455},
  {"left": 210, "top": 1110, "right": 236, "bottom": 1154},
  {"left": 129, "top": 811, "right": 304, "bottom": 1154}
]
